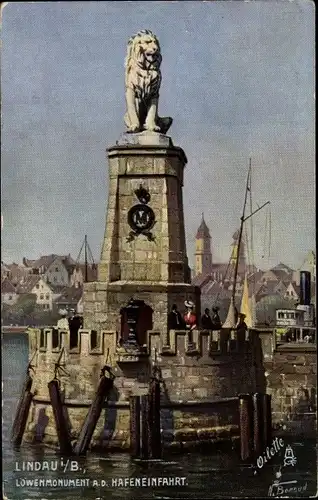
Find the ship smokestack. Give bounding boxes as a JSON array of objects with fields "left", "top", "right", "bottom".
[{"left": 300, "top": 271, "right": 311, "bottom": 306}]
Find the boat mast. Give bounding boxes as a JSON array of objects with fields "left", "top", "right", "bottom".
[
  {"left": 223, "top": 159, "right": 270, "bottom": 328},
  {"left": 231, "top": 158, "right": 251, "bottom": 303},
  {"left": 84, "top": 234, "right": 88, "bottom": 283}
]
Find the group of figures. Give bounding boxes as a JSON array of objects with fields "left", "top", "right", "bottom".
[
  {"left": 168, "top": 301, "right": 248, "bottom": 333},
  {"left": 168, "top": 301, "right": 222, "bottom": 332},
  {"left": 56, "top": 309, "right": 83, "bottom": 337}
]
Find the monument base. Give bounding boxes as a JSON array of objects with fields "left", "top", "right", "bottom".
[{"left": 83, "top": 280, "right": 201, "bottom": 338}]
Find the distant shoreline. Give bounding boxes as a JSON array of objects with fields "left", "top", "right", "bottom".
[
  {"left": 1, "top": 326, "right": 49, "bottom": 334},
  {"left": 1, "top": 326, "right": 27, "bottom": 334}
]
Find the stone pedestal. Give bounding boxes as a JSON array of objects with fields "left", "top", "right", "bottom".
[{"left": 83, "top": 134, "right": 200, "bottom": 336}]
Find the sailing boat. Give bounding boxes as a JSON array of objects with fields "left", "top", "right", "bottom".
[{"left": 223, "top": 159, "right": 270, "bottom": 329}]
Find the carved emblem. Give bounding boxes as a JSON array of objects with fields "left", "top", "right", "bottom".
[{"left": 127, "top": 185, "right": 156, "bottom": 242}]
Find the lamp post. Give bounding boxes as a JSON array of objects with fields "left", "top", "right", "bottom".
[{"left": 124, "top": 298, "right": 140, "bottom": 348}]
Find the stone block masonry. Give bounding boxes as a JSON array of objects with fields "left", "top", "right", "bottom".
[
  {"left": 24, "top": 326, "right": 263, "bottom": 450},
  {"left": 83, "top": 139, "right": 200, "bottom": 338},
  {"left": 256, "top": 328, "right": 316, "bottom": 437}
]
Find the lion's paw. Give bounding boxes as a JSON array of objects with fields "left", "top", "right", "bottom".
[
  {"left": 145, "top": 123, "right": 160, "bottom": 132},
  {"left": 128, "top": 124, "right": 140, "bottom": 133}
]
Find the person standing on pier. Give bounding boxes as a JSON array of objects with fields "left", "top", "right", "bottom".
[
  {"left": 201, "top": 308, "right": 213, "bottom": 330},
  {"left": 211, "top": 306, "right": 222, "bottom": 329},
  {"left": 184, "top": 300, "right": 197, "bottom": 343},
  {"left": 168, "top": 304, "right": 185, "bottom": 330},
  {"left": 56, "top": 309, "right": 69, "bottom": 330}
]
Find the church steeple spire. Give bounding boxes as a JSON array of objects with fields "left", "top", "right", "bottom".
[
  {"left": 194, "top": 214, "right": 212, "bottom": 276},
  {"left": 196, "top": 213, "right": 211, "bottom": 239}
]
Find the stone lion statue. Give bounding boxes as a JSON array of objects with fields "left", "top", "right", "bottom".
[{"left": 124, "top": 30, "right": 172, "bottom": 135}]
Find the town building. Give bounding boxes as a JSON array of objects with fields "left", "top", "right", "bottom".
[
  {"left": 1, "top": 277, "right": 18, "bottom": 306},
  {"left": 1, "top": 262, "right": 33, "bottom": 286},
  {"left": 16, "top": 275, "right": 62, "bottom": 311},
  {"left": 191, "top": 217, "right": 316, "bottom": 325},
  {"left": 193, "top": 216, "right": 257, "bottom": 285},
  {"left": 23, "top": 254, "right": 76, "bottom": 287},
  {"left": 53, "top": 286, "right": 83, "bottom": 313},
  {"left": 70, "top": 263, "right": 98, "bottom": 288}
]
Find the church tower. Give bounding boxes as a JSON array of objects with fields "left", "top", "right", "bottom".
[
  {"left": 195, "top": 214, "right": 212, "bottom": 276},
  {"left": 230, "top": 229, "right": 246, "bottom": 268}
]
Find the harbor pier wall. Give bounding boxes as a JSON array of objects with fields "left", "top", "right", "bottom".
[{"left": 24, "top": 327, "right": 263, "bottom": 450}]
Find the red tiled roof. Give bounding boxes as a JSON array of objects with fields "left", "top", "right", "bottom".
[
  {"left": 23, "top": 254, "right": 76, "bottom": 273},
  {"left": 271, "top": 269, "right": 293, "bottom": 282},
  {"left": 4, "top": 263, "right": 32, "bottom": 285},
  {"left": 50, "top": 284, "right": 67, "bottom": 295},
  {"left": 16, "top": 275, "right": 41, "bottom": 294},
  {"left": 1, "top": 278, "right": 16, "bottom": 294},
  {"left": 54, "top": 286, "right": 83, "bottom": 304},
  {"left": 23, "top": 258, "right": 37, "bottom": 268},
  {"left": 271, "top": 262, "right": 294, "bottom": 273},
  {"left": 191, "top": 273, "right": 211, "bottom": 288}
]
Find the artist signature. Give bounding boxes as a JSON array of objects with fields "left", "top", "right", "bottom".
[{"left": 268, "top": 480, "right": 307, "bottom": 497}]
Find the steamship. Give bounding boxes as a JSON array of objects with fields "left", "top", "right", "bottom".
[{"left": 275, "top": 270, "right": 316, "bottom": 344}]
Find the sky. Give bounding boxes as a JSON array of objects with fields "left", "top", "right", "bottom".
[{"left": 1, "top": 1, "right": 315, "bottom": 271}]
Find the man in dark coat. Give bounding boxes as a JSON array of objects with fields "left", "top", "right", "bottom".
[
  {"left": 211, "top": 306, "right": 222, "bottom": 329},
  {"left": 68, "top": 309, "right": 83, "bottom": 348},
  {"left": 201, "top": 308, "right": 213, "bottom": 329},
  {"left": 236, "top": 312, "right": 247, "bottom": 331},
  {"left": 168, "top": 304, "right": 184, "bottom": 330}
]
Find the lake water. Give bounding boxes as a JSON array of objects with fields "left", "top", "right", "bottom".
[{"left": 2, "top": 334, "right": 317, "bottom": 499}]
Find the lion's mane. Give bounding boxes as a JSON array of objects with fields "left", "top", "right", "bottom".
[{"left": 125, "top": 30, "right": 162, "bottom": 101}]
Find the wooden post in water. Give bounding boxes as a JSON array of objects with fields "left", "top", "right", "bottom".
[
  {"left": 48, "top": 379, "right": 73, "bottom": 455},
  {"left": 239, "top": 393, "right": 253, "bottom": 461},
  {"left": 129, "top": 395, "right": 141, "bottom": 458},
  {"left": 74, "top": 374, "right": 114, "bottom": 455},
  {"left": 11, "top": 373, "right": 33, "bottom": 443},
  {"left": 263, "top": 393, "right": 272, "bottom": 446},
  {"left": 140, "top": 394, "right": 150, "bottom": 460},
  {"left": 11, "top": 391, "right": 33, "bottom": 448},
  {"left": 252, "top": 393, "right": 264, "bottom": 457},
  {"left": 148, "top": 377, "right": 162, "bottom": 459}
]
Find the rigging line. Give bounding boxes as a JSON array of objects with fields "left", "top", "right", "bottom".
[
  {"left": 268, "top": 204, "right": 272, "bottom": 259},
  {"left": 231, "top": 164, "right": 252, "bottom": 305},
  {"left": 262, "top": 206, "right": 268, "bottom": 261},
  {"left": 213, "top": 252, "right": 233, "bottom": 306},
  {"left": 75, "top": 238, "right": 85, "bottom": 265},
  {"left": 248, "top": 165, "right": 255, "bottom": 294},
  {"left": 244, "top": 222, "right": 250, "bottom": 277},
  {"left": 87, "top": 242, "right": 95, "bottom": 265}
]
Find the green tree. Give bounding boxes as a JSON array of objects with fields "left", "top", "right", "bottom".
[
  {"left": 31, "top": 307, "right": 60, "bottom": 327},
  {"left": 11, "top": 293, "right": 37, "bottom": 315},
  {"left": 2, "top": 294, "right": 37, "bottom": 325}
]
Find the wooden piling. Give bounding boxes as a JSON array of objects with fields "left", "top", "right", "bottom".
[
  {"left": 148, "top": 378, "right": 162, "bottom": 459},
  {"left": 239, "top": 393, "right": 253, "bottom": 461},
  {"left": 140, "top": 394, "right": 150, "bottom": 460},
  {"left": 263, "top": 393, "right": 272, "bottom": 446},
  {"left": 74, "top": 375, "right": 114, "bottom": 456},
  {"left": 129, "top": 395, "right": 141, "bottom": 458},
  {"left": 252, "top": 393, "right": 264, "bottom": 457},
  {"left": 11, "top": 373, "right": 33, "bottom": 442},
  {"left": 11, "top": 390, "right": 33, "bottom": 448},
  {"left": 48, "top": 379, "right": 73, "bottom": 455}
]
